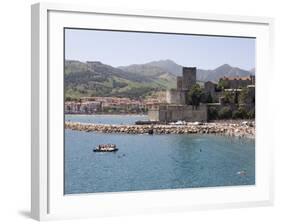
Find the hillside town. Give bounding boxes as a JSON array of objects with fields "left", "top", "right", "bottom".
[{"left": 65, "top": 96, "right": 163, "bottom": 114}]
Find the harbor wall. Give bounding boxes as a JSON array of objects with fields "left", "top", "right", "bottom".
[{"left": 65, "top": 121, "right": 255, "bottom": 138}]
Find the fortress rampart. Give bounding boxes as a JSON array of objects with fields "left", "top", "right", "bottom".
[{"left": 148, "top": 104, "right": 207, "bottom": 122}]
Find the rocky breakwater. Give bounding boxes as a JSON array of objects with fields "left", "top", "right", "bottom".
[{"left": 65, "top": 121, "right": 255, "bottom": 138}]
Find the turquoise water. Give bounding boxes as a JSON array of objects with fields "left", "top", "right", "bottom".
[
  {"left": 64, "top": 115, "right": 255, "bottom": 194},
  {"left": 65, "top": 114, "right": 148, "bottom": 125}
]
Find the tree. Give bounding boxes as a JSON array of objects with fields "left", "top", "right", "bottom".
[
  {"left": 238, "top": 87, "right": 250, "bottom": 104},
  {"left": 187, "top": 84, "right": 203, "bottom": 109},
  {"left": 232, "top": 107, "right": 248, "bottom": 119},
  {"left": 222, "top": 91, "right": 233, "bottom": 104},
  {"left": 234, "top": 91, "right": 239, "bottom": 104},
  {"left": 65, "top": 96, "right": 73, "bottom": 102},
  {"left": 218, "top": 107, "right": 232, "bottom": 119},
  {"left": 208, "top": 107, "right": 218, "bottom": 120},
  {"left": 248, "top": 110, "right": 255, "bottom": 119},
  {"left": 206, "top": 92, "right": 213, "bottom": 103},
  {"left": 218, "top": 79, "right": 230, "bottom": 90}
]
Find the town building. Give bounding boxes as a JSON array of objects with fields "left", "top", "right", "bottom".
[
  {"left": 65, "top": 101, "right": 102, "bottom": 114},
  {"left": 65, "top": 97, "right": 145, "bottom": 114},
  {"left": 219, "top": 75, "right": 255, "bottom": 89}
]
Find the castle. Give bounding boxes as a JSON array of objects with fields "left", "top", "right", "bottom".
[
  {"left": 147, "top": 67, "right": 255, "bottom": 123},
  {"left": 166, "top": 67, "right": 196, "bottom": 104},
  {"left": 148, "top": 67, "right": 208, "bottom": 122}
]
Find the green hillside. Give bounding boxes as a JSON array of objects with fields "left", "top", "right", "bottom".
[
  {"left": 65, "top": 59, "right": 254, "bottom": 100},
  {"left": 65, "top": 60, "right": 176, "bottom": 100}
]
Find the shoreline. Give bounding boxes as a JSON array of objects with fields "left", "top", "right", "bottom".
[{"left": 65, "top": 121, "right": 255, "bottom": 139}]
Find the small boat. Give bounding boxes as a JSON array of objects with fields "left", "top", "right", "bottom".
[{"left": 93, "top": 144, "right": 118, "bottom": 152}]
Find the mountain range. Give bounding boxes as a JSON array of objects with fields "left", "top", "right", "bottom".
[
  {"left": 119, "top": 59, "right": 254, "bottom": 82},
  {"left": 65, "top": 59, "right": 254, "bottom": 99}
]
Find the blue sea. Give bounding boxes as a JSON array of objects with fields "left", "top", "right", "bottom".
[
  {"left": 65, "top": 114, "right": 149, "bottom": 125},
  {"left": 64, "top": 115, "right": 255, "bottom": 194}
]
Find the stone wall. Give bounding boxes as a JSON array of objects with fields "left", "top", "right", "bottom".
[
  {"left": 204, "top": 81, "right": 216, "bottom": 98},
  {"left": 166, "top": 89, "right": 186, "bottom": 104},
  {"left": 148, "top": 104, "right": 208, "bottom": 122},
  {"left": 177, "top": 76, "right": 183, "bottom": 90},
  {"left": 147, "top": 109, "right": 160, "bottom": 121},
  {"left": 182, "top": 104, "right": 208, "bottom": 122},
  {"left": 219, "top": 76, "right": 255, "bottom": 89}
]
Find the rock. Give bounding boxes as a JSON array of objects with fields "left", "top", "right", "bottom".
[
  {"left": 64, "top": 121, "right": 255, "bottom": 138},
  {"left": 194, "top": 121, "right": 203, "bottom": 125},
  {"left": 236, "top": 170, "right": 246, "bottom": 176}
]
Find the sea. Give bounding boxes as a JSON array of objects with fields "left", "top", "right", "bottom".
[{"left": 64, "top": 114, "right": 255, "bottom": 194}]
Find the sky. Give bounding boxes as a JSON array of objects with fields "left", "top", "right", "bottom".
[{"left": 65, "top": 28, "right": 255, "bottom": 70}]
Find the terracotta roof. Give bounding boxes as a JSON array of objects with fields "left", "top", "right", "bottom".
[{"left": 220, "top": 76, "right": 253, "bottom": 81}]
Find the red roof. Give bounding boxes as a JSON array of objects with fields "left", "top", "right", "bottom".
[{"left": 221, "top": 76, "right": 253, "bottom": 81}]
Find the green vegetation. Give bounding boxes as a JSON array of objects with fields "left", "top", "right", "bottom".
[
  {"left": 238, "top": 87, "right": 250, "bottom": 104},
  {"left": 247, "top": 109, "right": 255, "bottom": 119},
  {"left": 206, "top": 92, "right": 213, "bottom": 103},
  {"left": 208, "top": 106, "right": 255, "bottom": 120},
  {"left": 187, "top": 84, "right": 204, "bottom": 109},
  {"left": 218, "top": 107, "right": 232, "bottom": 119},
  {"left": 221, "top": 91, "right": 234, "bottom": 104},
  {"left": 232, "top": 107, "right": 248, "bottom": 119},
  {"left": 232, "top": 106, "right": 255, "bottom": 119},
  {"left": 64, "top": 60, "right": 176, "bottom": 99},
  {"left": 208, "top": 107, "right": 219, "bottom": 120},
  {"left": 206, "top": 87, "right": 255, "bottom": 120},
  {"left": 217, "top": 79, "right": 230, "bottom": 89}
]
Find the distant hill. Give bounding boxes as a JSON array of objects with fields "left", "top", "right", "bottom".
[
  {"left": 119, "top": 59, "right": 183, "bottom": 76},
  {"left": 119, "top": 60, "right": 254, "bottom": 82},
  {"left": 118, "top": 59, "right": 181, "bottom": 77},
  {"left": 65, "top": 59, "right": 254, "bottom": 99},
  {"left": 197, "top": 64, "right": 254, "bottom": 82},
  {"left": 65, "top": 60, "right": 176, "bottom": 99}
]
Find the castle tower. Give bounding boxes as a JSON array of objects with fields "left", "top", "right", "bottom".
[
  {"left": 177, "top": 76, "right": 183, "bottom": 90},
  {"left": 182, "top": 67, "right": 196, "bottom": 90}
]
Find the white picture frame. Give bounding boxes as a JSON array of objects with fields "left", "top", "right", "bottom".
[{"left": 31, "top": 2, "right": 274, "bottom": 221}]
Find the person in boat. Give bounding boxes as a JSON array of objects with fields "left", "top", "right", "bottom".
[{"left": 98, "top": 144, "right": 116, "bottom": 149}]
